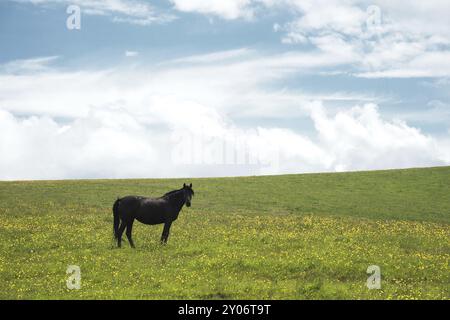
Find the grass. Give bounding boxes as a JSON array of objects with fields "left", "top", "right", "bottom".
[{"left": 0, "top": 166, "right": 449, "bottom": 299}]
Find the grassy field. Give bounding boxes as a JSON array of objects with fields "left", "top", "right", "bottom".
[{"left": 0, "top": 166, "right": 449, "bottom": 299}]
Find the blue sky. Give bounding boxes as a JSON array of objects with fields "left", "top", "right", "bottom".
[{"left": 1, "top": 0, "right": 450, "bottom": 180}]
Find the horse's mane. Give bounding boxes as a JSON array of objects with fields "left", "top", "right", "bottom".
[
  {"left": 161, "top": 187, "right": 194, "bottom": 199},
  {"left": 162, "top": 188, "right": 183, "bottom": 198}
]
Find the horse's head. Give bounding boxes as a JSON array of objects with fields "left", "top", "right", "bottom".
[{"left": 183, "top": 183, "right": 194, "bottom": 207}]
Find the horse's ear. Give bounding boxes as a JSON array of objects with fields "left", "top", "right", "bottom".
[
  {"left": 189, "top": 183, "right": 192, "bottom": 188},
  {"left": 183, "top": 183, "right": 186, "bottom": 187}
]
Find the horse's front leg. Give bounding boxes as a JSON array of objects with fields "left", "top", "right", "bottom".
[{"left": 160, "top": 221, "right": 172, "bottom": 244}]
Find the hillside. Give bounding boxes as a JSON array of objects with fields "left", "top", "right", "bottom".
[
  {"left": 2, "top": 166, "right": 449, "bottom": 222},
  {"left": 0, "top": 166, "right": 449, "bottom": 299}
]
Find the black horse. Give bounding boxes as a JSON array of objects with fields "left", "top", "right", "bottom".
[{"left": 113, "top": 183, "right": 194, "bottom": 247}]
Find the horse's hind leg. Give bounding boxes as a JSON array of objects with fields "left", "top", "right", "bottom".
[
  {"left": 125, "top": 219, "right": 135, "bottom": 248},
  {"left": 117, "top": 222, "right": 126, "bottom": 248}
]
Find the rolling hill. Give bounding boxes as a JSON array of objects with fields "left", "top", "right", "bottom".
[{"left": 0, "top": 166, "right": 449, "bottom": 299}]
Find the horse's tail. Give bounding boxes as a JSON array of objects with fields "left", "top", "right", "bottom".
[{"left": 113, "top": 197, "right": 121, "bottom": 240}]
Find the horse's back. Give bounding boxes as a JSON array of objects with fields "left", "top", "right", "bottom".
[{"left": 117, "top": 195, "right": 144, "bottom": 211}]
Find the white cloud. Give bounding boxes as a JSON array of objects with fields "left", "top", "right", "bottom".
[
  {"left": 372, "top": 1, "right": 450, "bottom": 38},
  {"left": 112, "top": 14, "right": 176, "bottom": 26},
  {"left": 0, "top": 49, "right": 380, "bottom": 122},
  {"left": 0, "top": 108, "right": 160, "bottom": 180},
  {"left": 0, "top": 52, "right": 448, "bottom": 180},
  {"left": 11, "top": 0, "right": 175, "bottom": 25},
  {"left": 169, "top": 48, "right": 254, "bottom": 64},
  {"left": 170, "top": 0, "right": 257, "bottom": 20},
  {"left": 180, "top": 0, "right": 450, "bottom": 78},
  {"left": 0, "top": 56, "right": 59, "bottom": 74},
  {"left": 125, "top": 50, "right": 139, "bottom": 57},
  {"left": 283, "top": 0, "right": 367, "bottom": 37},
  {"left": 273, "top": 0, "right": 450, "bottom": 78},
  {"left": 357, "top": 51, "right": 450, "bottom": 78},
  {"left": 13, "top": 1, "right": 450, "bottom": 77},
  {"left": 394, "top": 100, "right": 450, "bottom": 125},
  {"left": 2, "top": 2, "right": 449, "bottom": 179},
  {"left": 1, "top": 97, "right": 448, "bottom": 180},
  {"left": 309, "top": 102, "right": 447, "bottom": 172}
]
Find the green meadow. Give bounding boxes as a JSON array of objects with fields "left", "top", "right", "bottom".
[{"left": 0, "top": 166, "right": 449, "bottom": 299}]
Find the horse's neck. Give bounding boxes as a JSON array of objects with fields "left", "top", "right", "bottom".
[{"left": 167, "top": 191, "right": 185, "bottom": 211}]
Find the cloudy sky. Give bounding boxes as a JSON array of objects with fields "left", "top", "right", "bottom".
[{"left": 1, "top": 0, "right": 450, "bottom": 180}]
